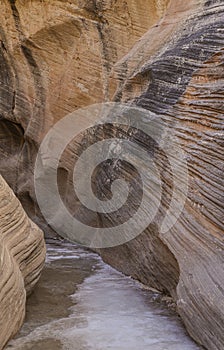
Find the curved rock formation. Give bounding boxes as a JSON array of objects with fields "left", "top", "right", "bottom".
[
  {"left": 0, "top": 1, "right": 223, "bottom": 349},
  {"left": 0, "top": 175, "right": 46, "bottom": 350},
  {"left": 0, "top": 0, "right": 168, "bottom": 232},
  {"left": 99, "top": 2, "right": 224, "bottom": 349}
]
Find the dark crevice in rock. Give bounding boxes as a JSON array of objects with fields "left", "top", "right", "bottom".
[
  {"left": 0, "top": 47, "right": 14, "bottom": 115},
  {"left": 11, "top": 90, "right": 16, "bottom": 113},
  {"left": 8, "top": 0, "right": 46, "bottom": 140},
  {"left": 0, "top": 116, "right": 25, "bottom": 194},
  {"left": 0, "top": 40, "right": 7, "bottom": 52}
]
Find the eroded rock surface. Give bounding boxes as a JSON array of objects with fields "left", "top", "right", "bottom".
[
  {"left": 0, "top": 175, "right": 46, "bottom": 350},
  {"left": 0, "top": 0, "right": 168, "bottom": 233},
  {"left": 0, "top": 1, "right": 223, "bottom": 349}
]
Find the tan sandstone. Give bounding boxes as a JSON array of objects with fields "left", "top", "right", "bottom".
[
  {"left": 0, "top": 1, "right": 223, "bottom": 349},
  {"left": 0, "top": 175, "right": 46, "bottom": 350}
]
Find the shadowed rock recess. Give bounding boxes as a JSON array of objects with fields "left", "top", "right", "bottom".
[
  {"left": 0, "top": 175, "right": 46, "bottom": 349},
  {"left": 0, "top": 0, "right": 223, "bottom": 349}
]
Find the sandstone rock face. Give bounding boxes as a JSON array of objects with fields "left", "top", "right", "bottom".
[
  {"left": 0, "top": 175, "right": 46, "bottom": 350},
  {"left": 0, "top": 0, "right": 168, "bottom": 232},
  {"left": 0, "top": 1, "right": 223, "bottom": 349},
  {"left": 0, "top": 0, "right": 190, "bottom": 233}
]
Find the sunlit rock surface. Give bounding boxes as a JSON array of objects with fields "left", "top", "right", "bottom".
[
  {"left": 0, "top": 1, "right": 223, "bottom": 349},
  {"left": 0, "top": 175, "right": 46, "bottom": 350}
]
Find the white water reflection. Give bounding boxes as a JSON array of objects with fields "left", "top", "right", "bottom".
[
  {"left": 66, "top": 263, "right": 200, "bottom": 350},
  {"left": 7, "top": 242, "right": 200, "bottom": 350}
]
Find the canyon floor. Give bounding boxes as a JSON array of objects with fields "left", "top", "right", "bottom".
[{"left": 6, "top": 240, "right": 202, "bottom": 350}]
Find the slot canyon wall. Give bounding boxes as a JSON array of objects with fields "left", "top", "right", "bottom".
[
  {"left": 0, "top": 0, "right": 223, "bottom": 349},
  {"left": 0, "top": 175, "right": 46, "bottom": 349}
]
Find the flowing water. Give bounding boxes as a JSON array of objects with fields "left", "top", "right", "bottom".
[{"left": 6, "top": 240, "right": 201, "bottom": 350}]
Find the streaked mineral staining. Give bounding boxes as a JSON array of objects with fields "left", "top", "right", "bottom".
[{"left": 0, "top": 0, "right": 223, "bottom": 349}]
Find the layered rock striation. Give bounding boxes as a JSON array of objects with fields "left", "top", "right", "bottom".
[
  {"left": 0, "top": 175, "right": 46, "bottom": 350},
  {"left": 0, "top": 0, "right": 167, "bottom": 230},
  {"left": 0, "top": 1, "right": 223, "bottom": 349}
]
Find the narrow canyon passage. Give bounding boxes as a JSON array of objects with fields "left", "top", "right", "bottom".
[
  {"left": 0, "top": 1, "right": 223, "bottom": 349},
  {"left": 6, "top": 241, "right": 201, "bottom": 350}
]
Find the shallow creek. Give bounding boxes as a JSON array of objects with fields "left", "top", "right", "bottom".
[{"left": 6, "top": 240, "right": 201, "bottom": 350}]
